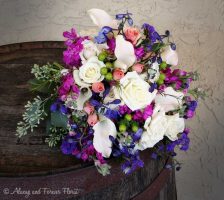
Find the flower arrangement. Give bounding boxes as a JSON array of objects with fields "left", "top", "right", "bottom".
[{"left": 16, "top": 8, "right": 204, "bottom": 176}]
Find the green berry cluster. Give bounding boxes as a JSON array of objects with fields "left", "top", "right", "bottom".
[{"left": 118, "top": 114, "right": 139, "bottom": 133}]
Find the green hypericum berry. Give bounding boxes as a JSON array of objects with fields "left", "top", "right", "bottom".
[
  {"left": 105, "top": 72, "right": 113, "bottom": 81},
  {"left": 119, "top": 124, "right": 127, "bottom": 132},
  {"left": 100, "top": 67, "right": 108, "bottom": 75},
  {"left": 157, "top": 79, "right": 164, "bottom": 85},
  {"left": 160, "top": 61, "right": 167, "bottom": 70},
  {"left": 132, "top": 125, "right": 139, "bottom": 132},
  {"left": 159, "top": 73, "right": 166, "bottom": 80},
  {"left": 105, "top": 62, "right": 113, "bottom": 68},
  {"left": 124, "top": 114, "right": 132, "bottom": 121},
  {"left": 98, "top": 52, "right": 107, "bottom": 61}
]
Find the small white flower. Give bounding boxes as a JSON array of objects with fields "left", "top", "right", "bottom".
[
  {"left": 148, "top": 62, "right": 160, "bottom": 83},
  {"left": 119, "top": 71, "right": 157, "bottom": 111},
  {"left": 80, "top": 40, "right": 100, "bottom": 63},
  {"left": 155, "top": 87, "right": 184, "bottom": 112},
  {"left": 73, "top": 56, "right": 105, "bottom": 87},
  {"left": 161, "top": 45, "right": 178, "bottom": 66},
  {"left": 93, "top": 115, "right": 117, "bottom": 158},
  {"left": 165, "top": 113, "right": 185, "bottom": 141},
  {"left": 137, "top": 105, "right": 168, "bottom": 150}
]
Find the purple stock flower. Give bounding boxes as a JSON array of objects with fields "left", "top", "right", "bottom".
[
  {"left": 143, "top": 104, "right": 153, "bottom": 120},
  {"left": 107, "top": 37, "right": 116, "bottom": 52},
  {"left": 119, "top": 105, "right": 132, "bottom": 115},
  {"left": 61, "top": 136, "right": 77, "bottom": 155},
  {"left": 133, "top": 110, "right": 144, "bottom": 122},
  {"left": 135, "top": 47, "right": 145, "bottom": 60}
]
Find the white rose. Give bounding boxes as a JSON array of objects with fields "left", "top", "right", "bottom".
[
  {"left": 161, "top": 45, "right": 178, "bottom": 66},
  {"left": 137, "top": 105, "right": 168, "bottom": 150},
  {"left": 80, "top": 40, "right": 100, "bottom": 63},
  {"left": 73, "top": 56, "right": 105, "bottom": 87},
  {"left": 119, "top": 71, "right": 157, "bottom": 111},
  {"left": 148, "top": 62, "right": 160, "bottom": 83},
  {"left": 165, "top": 113, "right": 185, "bottom": 141},
  {"left": 155, "top": 87, "right": 184, "bottom": 112}
]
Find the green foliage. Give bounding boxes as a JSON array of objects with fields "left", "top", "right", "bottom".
[
  {"left": 30, "top": 63, "right": 63, "bottom": 94},
  {"left": 95, "top": 161, "right": 111, "bottom": 176},
  {"left": 188, "top": 88, "right": 206, "bottom": 100},
  {"left": 45, "top": 126, "right": 67, "bottom": 147},
  {"left": 51, "top": 111, "right": 68, "bottom": 129},
  {"left": 16, "top": 96, "right": 47, "bottom": 137}
]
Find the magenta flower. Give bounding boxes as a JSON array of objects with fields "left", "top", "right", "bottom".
[
  {"left": 133, "top": 110, "right": 144, "bottom": 122},
  {"left": 135, "top": 47, "right": 145, "bottom": 60},
  {"left": 143, "top": 104, "right": 153, "bottom": 120},
  {"left": 119, "top": 105, "right": 132, "bottom": 115},
  {"left": 107, "top": 37, "right": 116, "bottom": 52}
]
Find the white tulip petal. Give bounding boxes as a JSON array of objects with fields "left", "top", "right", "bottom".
[
  {"left": 115, "top": 35, "right": 136, "bottom": 68},
  {"left": 87, "top": 8, "right": 117, "bottom": 29},
  {"left": 155, "top": 87, "right": 184, "bottom": 112},
  {"left": 93, "top": 116, "right": 117, "bottom": 158},
  {"left": 161, "top": 46, "right": 178, "bottom": 66},
  {"left": 165, "top": 113, "right": 185, "bottom": 141},
  {"left": 76, "top": 87, "right": 92, "bottom": 110}
]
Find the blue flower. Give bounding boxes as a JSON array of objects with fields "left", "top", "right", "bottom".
[
  {"left": 61, "top": 136, "right": 77, "bottom": 155},
  {"left": 95, "top": 26, "right": 112, "bottom": 44}
]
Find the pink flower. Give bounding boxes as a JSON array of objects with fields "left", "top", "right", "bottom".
[
  {"left": 124, "top": 27, "right": 141, "bottom": 45},
  {"left": 92, "top": 82, "right": 105, "bottom": 93},
  {"left": 87, "top": 113, "right": 98, "bottom": 126},
  {"left": 84, "top": 102, "right": 95, "bottom": 115},
  {"left": 132, "top": 63, "right": 144, "bottom": 73},
  {"left": 113, "top": 68, "right": 124, "bottom": 81}
]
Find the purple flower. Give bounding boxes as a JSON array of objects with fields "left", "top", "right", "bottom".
[
  {"left": 142, "top": 23, "right": 161, "bottom": 43},
  {"left": 143, "top": 104, "right": 153, "bottom": 120},
  {"left": 107, "top": 37, "right": 116, "bottom": 52},
  {"left": 135, "top": 47, "right": 145, "bottom": 60},
  {"left": 61, "top": 136, "right": 77, "bottom": 155},
  {"left": 119, "top": 105, "right": 132, "bottom": 115},
  {"left": 63, "top": 28, "right": 86, "bottom": 67},
  {"left": 133, "top": 110, "right": 144, "bottom": 122}
]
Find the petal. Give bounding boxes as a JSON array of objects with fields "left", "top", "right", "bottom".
[
  {"left": 93, "top": 116, "right": 117, "bottom": 158},
  {"left": 161, "top": 46, "right": 178, "bottom": 66},
  {"left": 76, "top": 87, "right": 92, "bottom": 110},
  {"left": 165, "top": 114, "right": 185, "bottom": 141},
  {"left": 115, "top": 35, "right": 136, "bottom": 68},
  {"left": 155, "top": 87, "right": 184, "bottom": 112},
  {"left": 88, "top": 8, "right": 117, "bottom": 29},
  {"left": 73, "top": 70, "right": 91, "bottom": 87}
]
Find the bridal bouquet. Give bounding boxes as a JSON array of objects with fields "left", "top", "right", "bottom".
[{"left": 16, "top": 9, "right": 203, "bottom": 175}]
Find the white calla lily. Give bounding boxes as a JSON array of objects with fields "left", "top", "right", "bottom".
[
  {"left": 161, "top": 46, "right": 178, "bottom": 66},
  {"left": 87, "top": 8, "right": 117, "bottom": 29},
  {"left": 165, "top": 113, "right": 185, "bottom": 141},
  {"left": 114, "top": 35, "right": 136, "bottom": 72},
  {"left": 155, "top": 87, "right": 184, "bottom": 112},
  {"left": 93, "top": 115, "right": 117, "bottom": 158},
  {"left": 76, "top": 87, "right": 92, "bottom": 110}
]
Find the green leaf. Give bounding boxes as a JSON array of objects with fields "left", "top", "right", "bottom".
[
  {"left": 29, "top": 79, "right": 49, "bottom": 93},
  {"left": 152, "top": 43, "right": 165, "bottom": 52},
  {"left": 51, "top": 111, "right": 68, "bottom": 128}
]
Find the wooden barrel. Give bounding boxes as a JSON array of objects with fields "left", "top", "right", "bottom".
[{"left": 0, "top": 42, "right": 177, "bottom": 200}]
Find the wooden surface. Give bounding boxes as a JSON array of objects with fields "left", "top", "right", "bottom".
[{"left": 0, "top": 42, "right": 176, "bottom": 200}]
